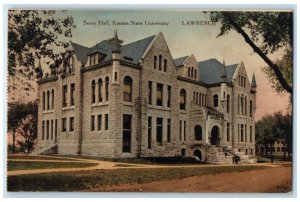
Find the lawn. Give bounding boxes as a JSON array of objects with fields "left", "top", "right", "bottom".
[
  {"left": 7, "top": 165, "right": 268, "bottom": 191},
  {"left": 56, "top": 155, "right": 209, "bottom": 165},
  {"left": 7, "top": 161, "right": 98, "bottom": 171},
  {"left": 8, "top": 155, "right": 78, "bottom": 161}
]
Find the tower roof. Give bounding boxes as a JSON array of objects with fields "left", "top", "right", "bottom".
[
  {"left": 251, "top": 73, "right": 257, "bottom": 88},
  {"left": 112, "top": 30, "right": 121, "bottom": 53},
  {"left": 220, "top": 60, "right": 228, "bottom": 83}
]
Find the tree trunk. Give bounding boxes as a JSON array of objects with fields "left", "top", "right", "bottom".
[
  {"left": 224, "top": 14, "right": 293, "bottom": 94},
  {"left": 12, "top": 129, "right": 16, "bottom": 153}
]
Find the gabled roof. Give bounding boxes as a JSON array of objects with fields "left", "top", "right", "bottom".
[
  {"left": 71, "top": 42, "right": 90, "bottom": 64},
  {"left": 198, "top": 59, "right": 238, "bottom": 84},
  {"left": 174, "top": 56, "right": 189, "bottom": 67},
  {"left": 71, "top": 35, "right": 155, "bottom": 65},
  {"left": 121, "top": 35, "right": 155, "bottom": 64}
]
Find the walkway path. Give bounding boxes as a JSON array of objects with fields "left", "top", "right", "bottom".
[{"left": 7, "top": 155, "right": 289, "bottom": 177}]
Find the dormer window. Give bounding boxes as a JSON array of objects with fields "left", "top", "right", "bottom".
[{"left": 89, "top": 53, "right": 105, "bottom": 66}]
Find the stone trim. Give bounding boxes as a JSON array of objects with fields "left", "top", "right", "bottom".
[{"left": 37, "top": 76, "right": 58, "bottom": 84}]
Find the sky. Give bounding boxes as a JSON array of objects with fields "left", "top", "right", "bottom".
[{"left": 9, "top": 10, "right": 291, "bottom": 121}]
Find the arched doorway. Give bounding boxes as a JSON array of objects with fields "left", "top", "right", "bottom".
[
  {"left": 210, "top": 126, "right": 220, "bottom": 145},
  {"left": 194, "top": 125, "right": 202, "bottom": 141},
  {"left": 193, "top": 149, "right": 202, "bottom": 161}
]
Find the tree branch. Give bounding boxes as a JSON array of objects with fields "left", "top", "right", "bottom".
[{"left": 224, "top": 13, "right": 293, "bottom": 94}]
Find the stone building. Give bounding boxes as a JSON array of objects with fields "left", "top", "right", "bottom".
[{"left": 35, "top": 32, "right": 257, "bottom": 163}]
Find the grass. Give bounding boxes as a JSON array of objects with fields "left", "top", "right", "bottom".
[
  {"left": 8, "top": 155, "right": 78, "bottom": 161},
  {"left": 55, "top": 155, "right": 209, "bottom": 165},
  {"left": 7, "top": 161, "right": 98, "bottom": 171},
  {"left": 7, "top": 165, "right": 268, "bottom": 191}
]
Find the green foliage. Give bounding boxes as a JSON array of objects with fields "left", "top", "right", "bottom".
[
  {"left": 8, "top": 10, "right": 75, "bottom": 96},
  {"left": 209, "top": 11, "right": 293, "bottom": 94},
  {"left": 210, "top": 12, "right": 292, "bottom": 54},
  {"left": 263, "top": 47, "right": 293, "bottom": 95},
  {"left": 255, "top": 112, "right": 292, "bottom": 158},
  {"left": 7, "top": 102, "right": 38, "bottom": 153}
]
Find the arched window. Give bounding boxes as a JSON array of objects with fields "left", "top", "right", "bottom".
[
  {"left": 105, "top": 77, "right": 109, "bottom": 101},
  {"left": 163, "top": 59, "right": 167, "bottom": 72},
  {"left": 213, "top": 94, "right": 218, "bottom": 108},
  {"left": 51, "top": 89, "right": 54, "bottom": 109},
  {"left": 191, "top": 67, "right": 194, "bottom": 78},
  {"left": 98, "top": 78, "right": 103, "bottom": 102},
  {"left": 188, "top": 67, "right": 191, "bottom": 77},
  {"left": 196, "top": 92, "right": 199, "bottom": 104},
  {"left": 42, "top": 91, "right": 45, "bottom": 111},
  {"left": 202, "top": 93, "right": 204, "bottom": 106},
  {"left": 154, "top": 56, "right": 157, "bottom": 69},
  {"left": 227, "top": 94, "right": 230, "bottom": 113},
  {"left": 194, "top": 125, "right": 202, "bottom": 141},
  {"left": 180, "top": 89, "right": 187, "bottom": 110},
  {"left": 194, "top": 69, "right": 197, "bottom": 79},
  {"left": 204, "top": 94, "right": 207, "bottom": 106},
  {"left": 159, "top": 55, "right": 162, "bottom": 71},
  {"left": 91, "top": 80, "right": 96, "bottom": 103},
  {"left": 47, "top": 90, "right": 50, "bottom": 110},
  {"left": 123, "top": 76, "right": 133, "bottom": 102},
  {"left": 250, "top": 100, "right": 253, "bottom": 117}
]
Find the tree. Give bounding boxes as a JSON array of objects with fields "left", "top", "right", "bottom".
[
  {"left": 273, "top": 112, "right": 292, "bottom": 160},
  {"left": 255, "top": 112, "right": 292, "bottom": 159},
  {"left": 209, "top": 12, "right": 293, "bottom": 94},
  {"left": 7, "top": 102, "right": 38, "bottom": 153},
  {"left": 8, "top": 10, "right": 75, "bottom": 98}
]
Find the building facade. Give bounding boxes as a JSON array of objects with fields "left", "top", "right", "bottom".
[{"left": 35, "top": 32, "right": 257, "bottom": 163}]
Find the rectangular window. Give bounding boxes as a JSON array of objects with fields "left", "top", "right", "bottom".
[
  {"left": 62, "top": 85, "right": 68, "bottom": 107},
  {"left": 51, "top": 120, "right": 53, "bottom": 140},
  {"left": 227, "top": 123, "right": 230, "bottom": 142},
  {"left": 156, "top": 83, "right": 163, "bottom": 106},
  {"left": 91, "top": 115, "right": 95, "bottom": 131},
  {"left": 62, "top": 118, "right": 67, "bottom": 132},
  {"left": 238, "top": 124, "right": 240, "bottom": 142},
  {"left": 97, "top": 114, "right": 102, "bottom": 131},
  {"left": 55, "top": 119, "right": 57, "bottom": 142},
  {"left": 122, "top": 114, "right": 132, "bottom": 153},
  {"left": 167, "top": 85, "right": 171, "bottom": 107},
  {"left": 241, "top": 124, "right": 244, "bottom": 142},
  {"left": 70, "top": 117, "right": 74, "bottom": 132},
  {"left": 250, "top": 126, "right": 253, "bottom": 143},
  {"left": 148, "top": 116, "right": 152, "bottom": 149},
  {"left": 167, "top": 118, "right": 171, "bottom": 143},
  {"left": 277, "top": 147, "right": 280, "bottom": 152},
  {"left": 42, "top": 92, "right": 45, "bottom": 111},
  {"left": 156, "top": 117, "right": 163, "bottom": 146},
  {"left": 245, "top": 124, "right": 247, "bottom": 142},
  {"left": 90, "top": 54, "right": 94, "bottom": 66},
  {"left": 148, "top": 81, "right": 152, "bottom": 105},
  {"left": 42, "top": 121, "right": 45, "bottom": 140},
  {"left": 46, "top": 120, "right": 49, "bottom": 140},
  {"left": 70, "top": 83, "right": 75, "bottom": 106},
  {"left": 183, "top": 121, "right": 186, "bottom": 141},
  {"left": 179, "top": 120, "right": 182, "bottom": 141},
  {"left": 105, "top": 114, "right": 108, "bottom": 130}
]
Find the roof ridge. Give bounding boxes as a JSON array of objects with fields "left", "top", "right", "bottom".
[{"left": 122, "top": 35, "right": 156, "bottom": 47}]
